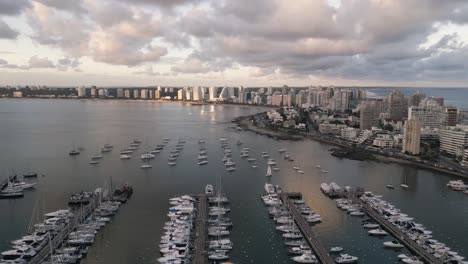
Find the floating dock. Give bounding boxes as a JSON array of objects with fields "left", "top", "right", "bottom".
[
  {"left": 193, "top": 194, "right": 208, "bottom": 264},
  {"left": 28, "top": 198, "right": 99, "bottom": 264},
  {"left": 280, "top": 193, "right": 335, "bottom": 264},
  {"left": 353, "top": 197, "right": 443, "bottom": 264}
]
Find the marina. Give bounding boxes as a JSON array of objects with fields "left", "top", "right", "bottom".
[{"left": 193, "top": 194, "right": 208, "bottom": 264}]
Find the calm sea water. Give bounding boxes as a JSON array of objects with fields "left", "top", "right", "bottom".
[
  {"left": 0, "top": 99, "right": 467, "bottom": 264},
  {"left": 366, "top": 87, "right": 468, "bottom": 109}
]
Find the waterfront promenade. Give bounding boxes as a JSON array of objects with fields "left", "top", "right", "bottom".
[{"left": 193, "top": 194, "right": 208, "bottom": 264}]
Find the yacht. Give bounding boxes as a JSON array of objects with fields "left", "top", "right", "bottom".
[
  {"left": 23, "top": 172, "right": 37, "bottom": 178},
  {"left": 330, "top": 247, "right": 343, "bottom": 253},
  {"left": 120, "top": 154, "right": 131, "bottom": 160},
  {"left": 368, "top": 228, "right": 388, "bottom": 236},
  {"left": 140, "top": 153, "right": 156, "bottom": 160},
  {"left": 198, "top": 160, "right": 208, "bottom": 165},
  {"left": 266, "top": 165, "right": 272, "bottom": 177},
  {"left": 264, "top": 183, "right": 275, "bottom": 194},
  {"left": 362, "top": 223, "right": 379, "bottom": 229},
  {"left": 447, "top": 180, "right": 467, "bottom": 191},
  {"left": 140, "top": 164, "right": 152, "bottom": 169},
  {"left": 205, "top": 185, "right": 214, "bottom": 195},
  {"left": 0, "top": 183, "right": 23, "bottom": 198},
  {"left": 335, "top": 254, "right": 358, "bottom": 263},
  {"left": 292, "top": 252, "right": 317, "bottom": 263},
  {"left": 383, "top": 240, "right": 404, "bottom": 248},
  {"left": 11, "top": 181, "right": 36, "bottom": 190},
  {"left": 401, "top": 257, "right": 423, "bottom": 264}
]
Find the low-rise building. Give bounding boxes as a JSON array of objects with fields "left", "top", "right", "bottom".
[
  {"left": 439, "top": 125, "right": 468, "bottom": 156},
  {"left": 319, "top": 122, "right": 347, "bottom": 135},
  {"left": 341, "top": 127, "right": 358, "bottom": 141},
  {"left": 372, "top": 134, "right": 394, "bottom": 149}
]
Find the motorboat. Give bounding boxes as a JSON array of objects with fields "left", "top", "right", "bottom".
[
  {"left": 321, "top": 170, "right": 328, "bottom": 173},
  {"left": 141, "top": 153, "right": 156, "bottom": 160},
  {"left": 292, "top": 252, "right": 317, "bottom": 263},
  {"left": 197, "top": 155, "right": 207, "bottom": 160},
  {"left": 11, "top": 182, "right": 36, "bottom": 190},
  {"left": 316, "top": 165, "right": 321, "bottom": 168},
  {"left": 349, "top": 211, "right": 365, "bottom": 216},
  {"left": 368, "top": 228, "right": 388, "bottom": 236},
  {"left": 264, "top": 183, "right": 276, "bottom": 194},
  {"left": 383, "top": 240, "right": 404, "bottom": 248},
  {"left": 386, "top": 184, "right": 395, "bottom": 189},
  {"left": 140, "top": 164, "right": 152, "bottom": 169},
  {"left": 330, "top": 247, "right": 343, "bottom": 253},
  {"left": 120, "top": 154, "right": 131, "bottom": 160},
  {"left": 267, "top": 159, "right": 276, "bottom": 165},
  {"left": 400, "top": 184, "right": 409, "bottom": 189},
  {"left": 297, "top": 170, "right": 305, "bottom": 174},
  {"left": 447, "top": 180, "right": 467, "bottom": 191},
  {"left": 198, "top": 160, "right": 208, "bottom": 165},
  {"left": 293, "top": 166, "right": 300, "bottom": 170},
  {"left": 247, "top": 158, "right": 257, "bottom": 162},
  {"left": 205, "top": 185, "right": 214, "bottom": 195},
  {"left": 252, "top": 164, "right": 258, "bottom": 168},
  {"left": 335, "top": 254, "right": 358, "bottom": 263}
]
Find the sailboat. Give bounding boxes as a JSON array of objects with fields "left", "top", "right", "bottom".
[
  {"left": 266, "top": 165, "right": 272, "bottom": 177},
  {"left": 400, "top": 174, "right": 409, "bottom": 189},
  {"left": 386, "top": 175, "right": 394, "bottom": 189}
]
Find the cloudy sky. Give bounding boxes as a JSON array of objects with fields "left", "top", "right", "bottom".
[{"left": 0, "top": 0, "right": 467, "bottom": 87}]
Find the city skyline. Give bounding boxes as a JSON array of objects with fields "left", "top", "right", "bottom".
[{"left": 0, "top": 1, "right": 468, "bottom": 86}]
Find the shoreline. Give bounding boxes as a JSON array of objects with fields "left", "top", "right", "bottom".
[{"left": 233, "top": 114, "right": 468, "bottom": 180}]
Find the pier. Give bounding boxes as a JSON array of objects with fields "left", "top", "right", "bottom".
[
  {"left": 353, "top": 197, "right": 443, "bottom": 264},
  {"left": 0, "top": 174, "right": 17, "bottom": 190},
  {"left": 280, "top": 193, "right": 335, "bottom": 264},
  {"left": 28, "top": 198, "right": 99, "bottom": 264},
  {"left": 193, "top": 194, "right": 208, "bottom": 264}
]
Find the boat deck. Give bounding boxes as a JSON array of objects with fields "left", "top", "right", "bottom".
[
  {"left": 28, "top": 198, "right": 99, "bottom": 264},
  {"left": 193, "top": 194, "right": 208, "bottom": 264},
  {"left": 352, "top": 197, "right": 443, "bottom": 264},
  {"left": 280, "top": 193, "right": 335, "bottom": 264}
]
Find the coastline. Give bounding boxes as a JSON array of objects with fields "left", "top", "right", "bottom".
[{"left": 233, "top": 113, "right": 468, "bottom": 180}]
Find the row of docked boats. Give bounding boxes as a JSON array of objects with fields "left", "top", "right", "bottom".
[
  {"left": 158, "top": 195, "right": 196, "bottom": 263},
  {"left": 119, "top": 139, "right": 142, "bottom": 160},
  {"left": 360, "top": 191, "right": 467, "bottom": 264},
  {"left": 220, "top": 139, "right": 236, "bottom": 172},
  {"left": 89, "top": 144, "right": 113, "bottom": 164},
  {"left": 167, "top": 139, "right": 185, "bottom": 167},
  {"left": 1, "top": 186, "right": 131, "bottom": 264},
  {"left": 447, "top": 180, "right": 468, "bottom": 195},
  {"left": 197, "top": 140, "right": 207, "bottom": 166},
  {"left": 206, "top": 184, "right": 233, "bottom": 262},
  {"left": 320, "top": 182, "right": 344, "bottom": 198}
]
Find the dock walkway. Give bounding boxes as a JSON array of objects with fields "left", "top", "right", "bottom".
[
  {"left": 193, "top": 194, "right": 208, "bottom": 264},
  {"left": 353, "top": 197, "right": 443, "bottom": 264},
  {"left": 280, "top": 193, "right": 335, "bottom": 264},
  {"left": 28, "top": 198, "right": 99, "bottom": 264}
]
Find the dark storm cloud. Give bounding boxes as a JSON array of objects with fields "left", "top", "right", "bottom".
[
  {"left": 0, "top": 0, "right": 30, "bottom": 15},
  {"left": 0, "top": 20, "right": 18, "bottom": 39}
]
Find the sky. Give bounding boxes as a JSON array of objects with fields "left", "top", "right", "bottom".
[{"left": 0, "top": 0, "right": 468, "bottom": 87}]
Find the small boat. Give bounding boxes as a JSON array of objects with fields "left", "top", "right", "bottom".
[
  {"left": 127, "top": 146, "right": 137, "bottom": 150},
  {"left": 273, "top": 167, "right": 280, "bottom": 171},
  {"left": 120, "top": 150, "right": 133, "bottom": 154},
  {"left": 120, "top": 154, "right": 131, "bottom": 159},
  {"left": 247, "top": 158, "right": 257, "bottom": 162},
  {"left": 266, "top": 165, "right": 272, "bottom": 177},
  {"left": 297, "top": 170, "right": 305, "bottom": 174},
  {"left": 140, "top": 164, "right": 152, "bottom": 169},
  {"left": 205, "top": 185, "right": 213, "bottom": 195},
  {"left": 168, "top": 162, "right": 176, "bottom": 166},
  {"left": 400, "top": 184, "right": 409, "bottom": 189},
  {"left": 23, "top": 172, "right": 38, "bottom": 178},
  {"left": 133, "top": 139, "right": 143, "bottom": 143},
  {"left": 293, "top": 166, "right": 300, "bottom": 170},
  {"left": 252, "top": 165, "right": 258, "bottom": 168},
  {"left": 140, "top": 153, "right": 156, "bottom": 160},
  {"left": 91, "top": 154, "right": 103, "bottom": 160},
  {"left": 316, "top": 165, "right": 321, "bottom": 168},
  {"left": 277, "top": 148, "right": 287, "bottom": 153},
  {"left": 292, "top": 252, "right": 317, "bottom": 263},
  {"left": 12, "top": 181, "right": 37, "bottom": 189},
  {"left": 330, "top": 247, "right": 343, "bottom": 253},
  {"left": 198, "top": 160, "right": 208, "bottom": 165},
  {"left": 368, "top": 228, "right": 388, "bottom": 236},
  {"left": 69, "top": 150, "right": 80, "bottom": 156},
  {"left": 401, "top": 257, "right": 423, "bottom": 264},
  {"left": 335, "top": 254, "right": 358, "bottom": 263},
  {"left": 321, "top": 170, "right": 328, "bottom": 173},
  {"left": 383, "top": 240, "right": 404, "bottom": 248},
  {"left": 349, "top": 211, "right": 365, "bottom": 216},
  {"left": 89, "top": 160, "right": 99, "bottom": 164},
  {"left": 362, "top": 223, "right": 379, "bottom": 229},
  {"left": 226, "top": 167, "right": 236, "bottom": 171},
  {"left": 386, "top": 184, "right": 395, "bottom": 189}
]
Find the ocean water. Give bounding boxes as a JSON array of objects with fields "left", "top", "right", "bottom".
[{"left": 0, "top": 99, "right": 466, "bottom": 264}]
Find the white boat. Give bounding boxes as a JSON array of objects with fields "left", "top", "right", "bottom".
[
  {"left": 278, "top": 148, "right": 287, "bottom": 153},
  {"left": 247, "top": 158, "right": 257, "bottom": 162},
  {"left": 266, "top": 165, "right": 272, "bottom": 177},
  {"left": 89, "top": 160, "right": 99, "bottom": 164},
  {"left": 120, "top": 154, "right": 131, "bottom": 160},
  {"left": 11, "top": 182, "right": 36, "bottom": 189},
  {"left": 168, "top": 162, "right": 176, "bottom": 166},
  {"left": 386, "top": 184, "right": 395, "bottom": 189},
  {"left": 335, "top": 254, "right": 358, "bottom": 263},
  {"left": 401, "top": 257, "right": 423, "bottom": 264},
  {"left": 297, "top": 170, "right": 305, "bottom": 174},
  {"left": 261, "top": 153, "right": 270, "bottom": 158},
  {"left": 316, "top": 165, "right": 321, "bottom": 168},
  {"left": 400, "top": 184, "right": 409, "bottom": 189},
  {"left": 197, "top": 155, "right": 207, "bottom": 160},
  {"left": 368, "top": 228, "right": 388, "bottom": 236},
  {"left": 205, "top": 185, "right": 213, "bottom": 195},
  {"left": 91, "top": 154, "right": 103, "bottom": 160},
  {"left": 251, "top": 165, "right": 258, "bottom": 168},
  {"left": 330, "top": 247, "right": 343, "bottom": 253},
  {"left": 292, "top": 252, "right": 317, "bottom": 263},
  {"left": 293, "top": 166, "right": 300, "bottom": 170},
  {"left": 140, "top": 153, "right": 156, "bottom": 160},
  {"left": 447, "top": 180, "right": 467, "bottom": 190},
  {"left": 321, "top": 170, "right": 328, "bottom": 173},
  {"left": 140, "top": 164, "right": 152, "bottom": 169},
  {"left": 120, "top": 150, "right": 133, "bottom": 154},
  {"left": 273, "top": 167, "right": 280, "bottom": 171},
  {"left": 267, "top": 159, "right": 276, "bottom": 165},
  {"left": 383, "top": 240, "right": 404, "bottom": 248},
  {"left": 362, "top": 223, "right": 379, "bottom": 229},
  {"left": 349, "top": 211, "right": 365, "bottom": 216},
  {"left": 226, "top": 167, "right": 235, "bottom": 171},
  {"left": 264, "top": 183, "right": 275, "bottom": 194},
  {"left": 198, "top": 160, "right": 208, "bottom": 165}
]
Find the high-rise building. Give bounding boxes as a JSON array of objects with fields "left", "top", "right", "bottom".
[
  {"left": 408, "top": 91, "right": 426, "bottom": 107},
  {"left": 133, "top": 89, "right": 139, "bottom": 99},
  {"left": 208, "top": 87, "right": 217, "bottom": 101},
  {"left": 271, "top": 91, "right": 282, "bottom": 106},
  {"left": 267, "top": 87, "right": 273, "bottom": 95},
  {"left": 90, "top": 87, "right": 97, "bottom": 98},
  {"left": 387, "top": 90, "right": 407, "bottom": 120},
  {"left": 140, "top": 89, "right": 148, "bottom": 99},
  {"left": 439, "top": 125, "right": 468, "bottom": 156},
  {"left": 117, "top": 88, "right": 124, "bottom": 98},
  {"left": 360, "top": 99, "right": 383, "bottom": 130},
  {"left": 77, "top": 86, "right": 86, "bottom": 97},
  {"left": 402, "top": 119, "right": 421, "bottom": 155},
  {"left": 329, "top": 89, "right": 351, "bottom": 111},
  {"left": 443, "top": 107, "right": 458, "bottom": 126},
  {"left": 124, "top": 89, "right": 131, "bottom": 98},
  {"left": 185, "top": 89, "right": 192, "bottom": 101},
  {"left": 177, "top": 89, "right": 184, "bottom": 100},
  {"left": 408, "top": 98, "right": 444, "bottom": 128},
  {"left": 192, "top": 86, "right": 203, "bottom": 101},
  {"left": 430, "top": 96, "right": 444, "bottom": 106}
]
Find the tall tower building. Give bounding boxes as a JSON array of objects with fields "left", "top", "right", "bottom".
[
  {"left": 387, "top": 90, "right": 407, "bottom": 120},
  {"left": 360, "top": 99, "right": 383, "bottom": 130},
  {"left": 208, "top": 87, "right": 217, "bottom": 101},
  {"left": 402, "top": 119, "right": 421, "bottom": 155}
]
